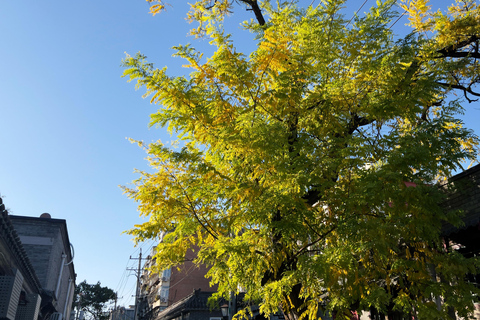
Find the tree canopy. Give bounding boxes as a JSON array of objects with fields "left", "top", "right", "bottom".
[
  {"left": 122, "top": 0, "right": 480, "bottom": 319},
  {"left": 75, "top": 281, "right": 116, "bottom": 320}
]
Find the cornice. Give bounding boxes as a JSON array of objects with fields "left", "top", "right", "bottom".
[{"left": 0, "top": 198, "right": 42, "bottom": 293}]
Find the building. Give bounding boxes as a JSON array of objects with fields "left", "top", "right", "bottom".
[
  {"left": 9, "top": 213, "right": 76, "bottom": 320},
  {"left": 137, "top": 238, "right": 218, "bottom": 320},
  {"left": 0, "top": 198, "right": 43, "bottom": 320},
  {"left": 356, "top": 164, "right": 480, "bottom": 320},
  {"left": 109, "top": 307, "right": 135, "bottom": 320},
  {"left": 441, "top": 164, "right": 480, "bottom": 319},
  {"left": 136, "top": 242, "right": 284, "bottom": 320},
  {"left": 442, "top": 163, "right": 480, "bottom": 258},
  {"left": 152, "top": 289, "right": 223, "bottom": 320}
]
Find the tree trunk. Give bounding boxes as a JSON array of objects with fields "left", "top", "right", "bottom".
[{"left": 280, "top": 284, "right": 307, "bottom": 320}]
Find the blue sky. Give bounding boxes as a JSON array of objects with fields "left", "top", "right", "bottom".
[
  {"left": 1, "top": 0, "right": 479, "bottom": 309},
  {"left": 0, "top": 0, "right": 258, "bottom": 307}
]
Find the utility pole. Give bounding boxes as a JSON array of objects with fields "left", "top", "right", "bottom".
[
  {"left": 114, "top": 292, "right": 120, "bottom": 310},
  {"left": 128, "top": 249, "right": 143, "bottom": 320}
]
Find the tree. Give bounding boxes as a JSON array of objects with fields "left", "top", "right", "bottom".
[
  {"left": 75, "top": 281, "right": 116, "bottom": 320},
  {"left": 122, "top": 0, "right": 480, "bottom": 319}
]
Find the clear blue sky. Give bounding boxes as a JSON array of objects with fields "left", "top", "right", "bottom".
[{"left": 1, "top": 0, "right": 478, "bottom": 309}]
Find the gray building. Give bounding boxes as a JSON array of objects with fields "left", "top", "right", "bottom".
[
  {"left": 0, "top": 198, "right": 43, "bottom": 320},
  {"left": 9, "top": 213, "right": 76, "bottom": 320}
]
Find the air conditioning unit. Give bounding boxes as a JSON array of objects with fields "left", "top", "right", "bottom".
[
  {"left": 159, "top": 297, "right": 167, "bottom": 303},
  {"left": 50, "top": 312, "right": 63, "bottom": 320},
  {"left": 15, "top": 293, "right": 41, "bottom": 320},
  {"left": 0, "top": 270, "right": 24, "bottom": 320}
]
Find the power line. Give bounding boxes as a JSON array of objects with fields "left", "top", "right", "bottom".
[
  {"left": 114, "top": 244, "right": 153, "bottom": 308},
  {"left": 115, "top": 258, "right": 130, "bottom": 293},
  {"left": 388, "top": 9, "right": 406, "bottom": 30},
  {"left": 345, "top": 0, "right": 369, "bottom": 28}
]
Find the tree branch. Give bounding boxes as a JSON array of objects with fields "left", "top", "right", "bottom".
[
  {"left": 167, "top": 169, "right": 220, "bottom": 240},
  {"left": 436, "top": 34, "right": 479, "bottom": 58},
  {"left": 294, "top": 225, "right": 337, "bottom": 260},
  {"left": 435, "top": 51, "right": 480, "bottom": 59},
  {"left": 436, "top": 81, "right": 480, "bottom": 102},
  {"left": 241, "top": 0, "right": 266, "bottom": 25},
  {"left": 347, "top": 113, "right": 373, "bottom": 135}
]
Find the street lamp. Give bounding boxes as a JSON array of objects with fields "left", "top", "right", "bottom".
[{"left": 220, "top": 304, "right": 229, "bottom": 320}]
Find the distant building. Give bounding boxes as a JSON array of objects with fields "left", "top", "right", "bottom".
[
  {"left": 135, "top": 242, "right": 280, "bottom": 320},
  {"left": 152, "top": 289, "right": 223, "bottom": 320},
  {"left": 109, "top": 307, "right": 135, "bottom": 320},
  {"left": 137, "top": 234, "right": 217, "bottom": 320},
  {"left": 9, "top": 213, "right": 76, "bottom": 320}
]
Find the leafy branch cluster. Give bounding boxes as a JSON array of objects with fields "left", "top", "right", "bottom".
[{"left": 122, "top": 0, "right": 480, "bottom": 319}]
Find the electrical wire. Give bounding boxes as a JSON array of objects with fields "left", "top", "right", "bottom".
[
  {"left": 388, "top": 9, "right": 406, "bottom": 30},
  {"left": 114, "top": 258, "right": 130, "bottom": 297},
  {"left": 114, "top": 245, "right": 149, "bottom": 307},
  {"left": 167, "top": 264, "right": 197, "bottom": 289},
  {"left": 345, "top": 0, "right": 369, "bottom": 28}
]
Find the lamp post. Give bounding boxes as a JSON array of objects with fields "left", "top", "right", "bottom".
[
  {"left": 220, "top": 292, "right": 237, "bottom": 320},
  {"left": 228, "top": 293, "right": 237, "bottom": 320}
]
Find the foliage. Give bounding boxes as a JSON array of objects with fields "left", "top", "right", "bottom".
[
  {"left": 123, "top": 0, "right": 480, "bottom": 319},
  {"left": 75, "top": 280, "right": 116, "bottom": 320}
]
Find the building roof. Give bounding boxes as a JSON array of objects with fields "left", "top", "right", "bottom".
[
  {"left": 9, "top": 213, "right": 76, "bottom": 279},
  {"left": 442, "top": 163, "right": 480, "bottom": 235},
  {"left": 155, "top": 290, "right": 222, "bottom": 320},
  {"left": 448, "top": 163, "right": 480, "bottom": 183},
  {"left": 0, "top": 197, "right": 42, "bottom": 293}
]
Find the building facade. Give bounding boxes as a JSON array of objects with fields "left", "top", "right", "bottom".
[
  {"left": 9, "top": 213, "right": 76, "bottom": 320},
  {"left": 152, "top": 289, "right": 223, "bottom": 320},
  {"left": 109, "top": 307, "right": 135, "bottom": 320},
  {"left": 137, "top": 241, "right": 218, "bottom": 320},
  {"left": 442, "top": 164, "right": 480, "bottom": 320},
  {"left": 0, "top": 198, "right": 43, "bottom": 320}
]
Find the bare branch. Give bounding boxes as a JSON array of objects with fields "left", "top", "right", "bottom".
[
  {"left": 436, "top": 35, "right": 479, "bottom": 58},
  {"left": 436, "top": 81, "right": 480, "bottom": 103}
]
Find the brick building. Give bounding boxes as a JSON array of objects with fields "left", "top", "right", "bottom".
[{"left": 137, "top": 234, "right": 218, "bottom": 320}]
